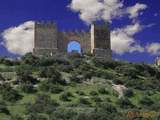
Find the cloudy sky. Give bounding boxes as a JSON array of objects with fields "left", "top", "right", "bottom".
[{"left": 0, "top": 0, "right": 160, "bottom": 63}]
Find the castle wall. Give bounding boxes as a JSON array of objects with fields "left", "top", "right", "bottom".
[{"left": 33, "top": 21, "right": 112, "bottom": 59}]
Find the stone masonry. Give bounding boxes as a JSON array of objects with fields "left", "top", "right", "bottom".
[{"left": 33, "top": 21, "right": 112, "bottom": 59}]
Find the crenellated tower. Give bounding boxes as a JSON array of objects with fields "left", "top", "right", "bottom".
[
  {"left": 33, "top": 21, "right": 58, "bottom": 56},
  {"left": 91, "top": 23, "right": 112, "bottom": 59}
]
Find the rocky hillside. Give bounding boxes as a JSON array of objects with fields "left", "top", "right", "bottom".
[{"left": 0, "top": 53, "right": 160, "bottom": 120}]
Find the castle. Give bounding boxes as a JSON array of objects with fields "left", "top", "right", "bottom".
[{"left": 33, "top": 21, "right": 112, "bottom": 59}]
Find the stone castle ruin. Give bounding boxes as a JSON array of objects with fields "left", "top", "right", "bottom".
[{"left": 33, "top": 21, "right": 112, "bottom": 59}]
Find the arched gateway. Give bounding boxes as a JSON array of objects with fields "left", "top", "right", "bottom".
[{"left": 33, "top": 21, "right": 112, "bottom": 59}]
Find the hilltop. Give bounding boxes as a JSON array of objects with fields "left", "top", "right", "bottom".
[{"left": 0, "top": 53, "right": 160, "bottom": 120}]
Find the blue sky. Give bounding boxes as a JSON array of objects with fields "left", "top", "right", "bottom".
[{"left": 0, "top": 0, "right": 160, "bottom": 64}]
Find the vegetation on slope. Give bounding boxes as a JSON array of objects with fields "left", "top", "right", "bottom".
[{"left": 0, "top": 53, "right": 159, "bottom": 120}]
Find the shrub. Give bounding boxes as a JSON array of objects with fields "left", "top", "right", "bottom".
[
  {"left": 39, "top": 81, "right": 63, "bottom": 94},
  {"left": 26, "top": 113, "right": 48, "bottom": 120},
  {"left": 2, "top": 89, "right": 22, "bottom": 102},
  {"left": 50, "top": 85, "right": 64, "bottom": 94},
  {"left": 39, "top": 67, "right": 66, "bottom": 85},
  {"left": 124, "top": 88, "right": 134, "bottom": 97},
  {"left": 26, "top": 94, "right": 59, "bottom": 114},
  {"left": 16, "top": 70, "right": 38, "bottom": 85},
  {"left": 93, "top": 58, "right": 122, "bottom": 69},
  {"left": 0, "top": 101, "right": 10, "bottom": 115},
  {"left": 20, "top": 83, "right": 36, "bottom": 93},
  {"left": 38, "top": 67, "right": 60, "bottom": 78},
  {"left": 0, "top": 74, "right": 5, "bottom": 81},
  {"left": 113, "top": 78, "right": 124, "bottom": 84},
  {"left": 51, "top": 108, "right": 77, "bottom": 120},
  {"left": 89, "top": 91, "right": 98, "bottom": 96},
  {"left": 10, "top": 115, "right": 23, "bottom": 120},
  {"left": 95, "top": 70, "right": 115, "bottom": 79},
  {"left": 140, "top": 96, "right": 154, "bottom": 106},
  {"left": 59, "top": 92, "right": 73, "bottom": 101},
  {"left": 57, "top": 64, "right": 73, "bottom": 73},
  {"left": 117, "top": 98, "right": 134, "bottom": 109},
  {"left": 98, "top": 87, "right": 109, "bottom": 94},
  {"left": 116, "top": 65, "right": 139, "bottom": 79},
  {"left": 98, "top": 102, "right": 117, "bottom": 113},
  {"left": 0, "top": 84, "right": 22, "bottom": 102},
  {"left": 92, "top": 96, "right": 102, "bottom": 103},
  {"left": 21, "top": 53, "right": 39, "bottom": 66},
  {"left": 70, "top": 72, "right": 84, "bottom": 83},
  {"left": 76, "top": 90, "right": 85, "bottom": 96},
  {"left": 79, "top": 97, "right": 91, "bottom": 105}
]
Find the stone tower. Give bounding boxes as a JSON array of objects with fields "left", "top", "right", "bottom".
[
  {"left": 91, "top": 23, "right": 112, "bottom": 59},
  {"left": 33, "top": 22, "right": 58, "bottom": 56},
  {"left": 155, "top": 57, "right": 160, "bottom": 66},
  {"left": 33, "top": 21, "right": 112, "bottom": 59}
]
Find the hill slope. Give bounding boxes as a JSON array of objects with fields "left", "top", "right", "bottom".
[{"left": 0, "top": 53, "right": 160, "bottom": 120}]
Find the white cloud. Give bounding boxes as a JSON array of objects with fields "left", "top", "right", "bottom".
[
  {"left": 2, "top": 21, "right": 34, "bottom": 55},
  {"left": 111, "top": 23, "right": 144, "bottom": 54},
  {"left": 69, "top": 0, "right": 147, "bottom": 24},
  {"left": 127, "top": 3, "right": 147, "bottom": 19},
  {"left": 146, "top": 43, "right": 160, "bottom": 55},
  {"left": 69, "top": 0, "right": 104, "bottom": 24},
  {"left": 69, "top": 0, "right": 149, "bottom": 55}
]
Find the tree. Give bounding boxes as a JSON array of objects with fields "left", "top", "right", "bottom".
[
  {"left": 21, "top": 53, "right": 39, "bottom": 66},
  {"left": 16, "top": 70, "right": 38, "bottom": 85},
  {"left": 0, "top": 84, "right": 22, "bottom": 102}
]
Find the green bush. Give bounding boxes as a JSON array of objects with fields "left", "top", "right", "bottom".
[
  {"left": 70, "top": 72, "right": 84, "bottom": 83},
  {"left": 113, "top": 78, "right": 124, "bottom": 84},
  {"left": 26, "top": 94, "right": 59, "bottom": 114},
  {"left": 79, "top": 97, "right": 91, "bottom": 105},
  {"left": 89, "top": 91, "right": 98, "bottom": 96},
  {"left": 93, "top": 58, "right": 122, "bottom": 69},
  {"left": 16, "top": 70, "right": 38, "bottom": 85},
  {"left": 20, "top": 83, "right": 36, "bottom": 93},
  {"left": 0, "top": 101, "right": 10, "bottom": 115},
  {"left": 76, "top": 90, "right": 85, "bottom": 96},
  {"left": 117, "top": 98, "right": 134, "bottom": 109},
  {"left": 140, "top": 96, "right": 154, "bottom": 106},
  {"left": 26, "top": 113, "right": 48, "bottom": 120},
  {"left": 0, "top": 84, "right": 22, "bottom": 102},
  {"left": 10, "top": 115, "right": 23, "bottom": 120},
  {"left": 92, "top": 96, "right": 102, "bottom": 103},
  {"left": 0, "top": 74, "right": 5, "bottom": 81},
  {"left": 59, "top": 92, "right": 73, "bottom": 101},
  {"left": 39, "top": 81, "right": 63, "bottom": 94},
  {"left": 21, "top": 53, "right": 39, "bottom": 66},
  {"left": 124, "top": 88, "right": 134, "bottom": 97},
  {"left": 98, "top": 87, "right": 109, "bottom": 94}
]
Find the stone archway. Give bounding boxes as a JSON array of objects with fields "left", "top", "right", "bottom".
[
  {"left": 58, "top": 31, "right": 91, "bottom": 54},
  {"left": 67, "top": 40, "right": 82, "bottom": 54}
]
